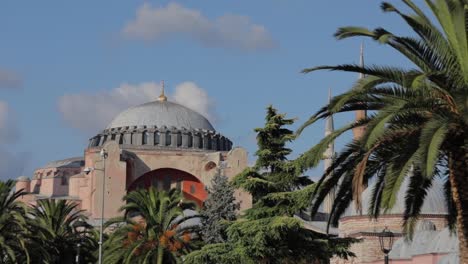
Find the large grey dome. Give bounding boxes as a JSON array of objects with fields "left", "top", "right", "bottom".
[
  {"left": 107, "top": 101, "right": 214, "bottom": 131},
  {"left": 89, "top": 99, "right": 232, "bottom": 151}
]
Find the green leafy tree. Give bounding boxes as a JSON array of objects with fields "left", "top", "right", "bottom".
[
  {"left": 28, "top": 199, "right": 97, "bottom": 264},
  {"left": 200, "top": 171, "right": 240, "bottom": 244},
  {"left": 103, "top": 188, "right": 200, "bottom": 264},
  {"left": 0, "top": 180, "right": 29, "bottom": 263},
  {"left": 236, "top": 105, "right": 310, "bottom": 202},
  {"left": 185, "top": 106, "right": 356, "bottom": 264},
  {"left": 297, "top": 0, "right": 468, "bottom": 262}
]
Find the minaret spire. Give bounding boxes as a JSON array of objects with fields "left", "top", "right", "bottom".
[
  {"left": 323, "top": 88, "right": 336, "bottom": 215},
  {"left": 353, "top": 43, "right": 367, "bottom": 140},
  {"left": 158, "top": 80, "right": 167, "bottom": 102},
  {"left": 359, "top": 42, "right": 365, "bottom": 79},
  {"left": 325, "top": 88, "right": 334, "bottom": 139}
]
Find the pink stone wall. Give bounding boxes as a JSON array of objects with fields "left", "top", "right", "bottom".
[
  {"left": 81, "top": 142, "right": 251, "bottom": 220},
  {"left": 364, "top": 253, "right": 448, "bottom": 264},
  {"left": 16, "top": 180, "right": 30, "bottom": 193},
  {"left": 339, "top": 215, "right": 447, "bottom": 236},
  {"left": 336, "top": 215, "right": 448, "bottom": 264}
]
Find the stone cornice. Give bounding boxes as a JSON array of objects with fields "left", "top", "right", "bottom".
[{"left": 88, "top": 126, "right": 232, "bottom": 151}]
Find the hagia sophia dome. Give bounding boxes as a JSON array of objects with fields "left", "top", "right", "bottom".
[
  {"left": 106, "top": 100, "right": 215, "bottom": 131},
  {"left": 87, "top": 91, "right": 232, "bottom": 151}
]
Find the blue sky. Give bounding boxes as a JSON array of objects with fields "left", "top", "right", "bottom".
[{"left": 0, "top": 0, "right": 418, "bottom": 179}]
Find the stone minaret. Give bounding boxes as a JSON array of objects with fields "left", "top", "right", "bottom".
[
  {"left": 352, "top": 43, "right": 367, "bottom": 140},
  {"left": 323, "top": 88, "right": 336, "bottom": 215}
]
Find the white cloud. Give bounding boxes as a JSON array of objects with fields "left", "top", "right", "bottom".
[
  {"left": 0, "top": 101, "right": 19, "bottom": 144},
  {"left": 58, "top": 81, "right": 217, "bottom": 135},
  {"left": 0, "top": 68, "right": 21, "bottom": 89},
  {"left": 172, "top": 82, "right": 215, "bottom": 122},
  {"left": 122, "top": 3, "right": 275, "bottom": 51}
]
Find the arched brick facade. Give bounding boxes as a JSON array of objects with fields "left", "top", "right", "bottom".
[{"left": 128, "top": 168, "right": 208, "bottom": 206}]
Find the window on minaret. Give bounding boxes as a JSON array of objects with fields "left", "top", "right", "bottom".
[{"left": 142, "top": 131, "right": 148, "bottom": 145}]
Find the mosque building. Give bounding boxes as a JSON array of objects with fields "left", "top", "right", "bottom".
[
  {"left": 14, "top": 48, "right": 458, "bottom": 263},
  {"left": 16, "top": 84, "right": 252, "bottom": 222}
]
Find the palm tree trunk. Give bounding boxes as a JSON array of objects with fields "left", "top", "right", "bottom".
[
  {"left": 156, "top": 246, "right": 164, "bottom": 264},
  {"left": 448, "top": 136, "right": 468, "bottom": 264}
]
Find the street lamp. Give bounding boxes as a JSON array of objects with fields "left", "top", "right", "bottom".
[
  {"left": 378, "top": 226, "right": 394, "bottom": 264},
  {"left": 82, "top": 148, "right": 107, "bottom": 264},
  {"left": 72, "top": 220, "right": 88, "bottom": 264}
]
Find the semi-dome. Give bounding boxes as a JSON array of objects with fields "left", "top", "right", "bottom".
[
  {"left": 88, "top": 96, "right": 232, "bottom": 152},
  {"left": 107, "top": 100, "right": 215, "bottom": 131},
  {"left": 42, "top": 157, "right": 85, "bottom": 169},
  {"left": 343, "top": 177, "right": 448, "bottom": 217}
]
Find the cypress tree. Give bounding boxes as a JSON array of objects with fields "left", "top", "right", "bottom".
[
  {"left": 200, "top": 171, "right": 240, "bottom": 244},
  {"left": 185, "top": 106, "right": 356, "bottom": 264}
]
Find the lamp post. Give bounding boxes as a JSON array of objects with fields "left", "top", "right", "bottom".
[
  {"left": 72, "top": 220, "right": 88, "bottom": 264},
  {"left": 98, "top": 148, "right": 107, "bottom": 264},
  {"left": 83, "top": 148, "right": 107, "bottom": 264},
  {"left": 378, "top": 226, "right": 394, "bottom": 264}
]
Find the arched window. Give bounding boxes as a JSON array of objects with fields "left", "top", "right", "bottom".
[
  {"left": 93, "top": 137, "right": 100, "bottom": 147},
  {"left": 111, "top": 134, "right": 116, "bottom": 140},
  {"left": 188, "top": 133, "right": 193, "bottom": 148},
  {"left": 177, "top": 132, "right": 182, "bottom": 147},
  {"left": 61, "top": 176, "right": 68, "bottom": 185},
  {"left": 119, "top": 134, "right": 124, "bottom": 144},
  {"left": 154, "top": 132, "right": 160, "bottom": 145},
  {"left": 142, "top": 131, "right": 148, "bottom": 145},
  {"left": 166, "top": 132, "right": 171, "bottom": 146}
]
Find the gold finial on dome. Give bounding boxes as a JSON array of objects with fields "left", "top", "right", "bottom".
[{"left": 158, "top": 80, "right": 167, "bottom": 101}]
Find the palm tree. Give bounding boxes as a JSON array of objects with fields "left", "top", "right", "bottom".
[
  {"left": 29, "top": 199, "right": 98, "bottom": 263},
  {"left": 0, "top": 180, "right": 29, "bottom": 263},
  {"left": 297, "top": 0, "right": 468, "bottom": 262},
  {"left": 104, "top": 188, "right": 200, "bottom": 264}
]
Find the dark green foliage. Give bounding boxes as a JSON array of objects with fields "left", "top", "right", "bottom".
[
  {"left": 254, "top": 105, "right": 295, "bottom": 171},
  {"left": 186, "top": 106, "right": 356, "bottom": 264},
  {"left": 103, "top": 188, "right": 200, "bottom": 264},
  {"left": 297, "top": 1, "right": 468, "bottom": 256},
  {"left": 28, "top": 199, "right": 98, "bottom": 264},
  {"left": 232, "top": 106, "right": 311, "bottom": 202},
  {"left": 201, "top": 172, "right": 240, "bottom": 244},
  {"left": 0, "top": 180, "right": 29, "bottom": 263}
]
